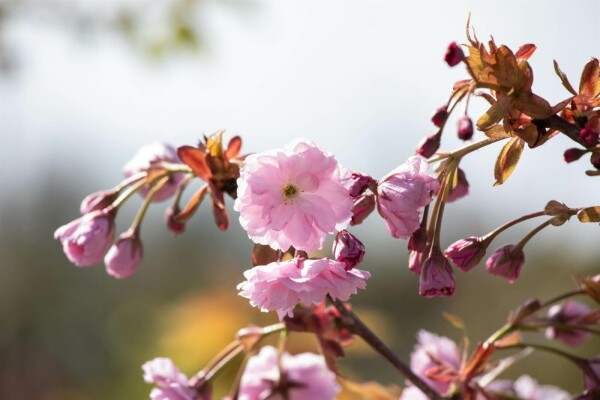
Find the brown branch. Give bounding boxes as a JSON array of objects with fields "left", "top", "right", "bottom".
[
  {"left": 533, "top": 115, "right": 586, "bottom": 147},
  {"left": 330, "top": 298, "right": 444, "bottom": 400}
]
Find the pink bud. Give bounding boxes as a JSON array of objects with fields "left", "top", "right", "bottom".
[
  {"left": 333, "top": 230, "right": 365, "bottom": 270},
  {"left": 580, "top": 128, "right": 599, "bottom": 147},
  {"left": 431, "top": 106, "right": 449, "bottom": 127},
  {"left": 485, "top": 244, "right": 524, "bottom": 283},
  {"left": 54, "top": 210, "right": 116, "bottom": 267},
  {"left": 165, "top": 205, "right": 185, "bottom": 234},
  {"left": 80, "top": 189, "right": 119, "bottom": 214},
  {"left": 408, "top": 227, "right": 428, "bottom": 252},
  {"left": 419, "top": 250, "right": 455, "bottom": 297},
  {"left": 408, "top": 250, "right": 425, "bottom": 275},
  {"left": 444, "top": 236, "right": 487, "bottom": 272},
  {"left": 457, "top": 115, "right": 474, "bottom": 141},
  {"left": 350, "top": 194, "right": 376, "bottom": 226},
  {"left": 444, "top": 42, "right": 464, "bottom": 67},
  {"left": 563, "top": 148, "right": 587, "bottom": 163},
  {"left": 104, "top": 230, "right": 143, "bottom": 279},
  {"left": 347, "top": 172, "right": 374, "bottom": 198},
  {"left": 545, "top": 301, "right": 592, "bottom": 347},
  {"left": 416, "top": 135, "right": 440, "bottom": 158}
]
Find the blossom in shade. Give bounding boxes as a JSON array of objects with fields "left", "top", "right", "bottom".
[
  {"left": 545, "top": 301, "right": 592, "bottom": 347},
  {"left": 54, "top": 210, "right": 115, "bottom": 267},
  {"left": 444, "top": 236, "right": 487, "bottom": 272},
  {"left": 142, "top": 357, "right": 197, "bottom": 400},
  {"left": 237, "top": 258, "right": 370, "bottom": 320},
  {"left": 444, "top": 41, "right": 464, "bottom": 67},
  {"left": 376, "top": 156, "right": 439, "bottom": 239},
  {"left": 234, "top": 140, "right": 353, "bottom": 253},
  {"left": 419, "top": 251, "right": 455, "bottom": 297},
  {"left": 407, "top": 330, "right": 460, "bottom": 396},
  {"left": 123, "top": 142, "right": 185, "bottom": 202},
  {"left": 332, "top": 230, "right": 366, "bottom": 270},
  {"left": 485, "top": 244, "right": 525, "bottom": 283},
  {"left": 238, "top": 346, "right": 340, "bottom": 400},
  {"left": 104, "top": 230, "right": 143, "bottom": 279}
]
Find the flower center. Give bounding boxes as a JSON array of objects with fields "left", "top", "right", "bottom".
[{"left": 283, "top": 183, "right": 300, "bottom": 202}]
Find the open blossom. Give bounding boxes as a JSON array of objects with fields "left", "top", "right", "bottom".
[
  {"left": 234, "top": 140, "right": 353, "bottom": 253},
  {"left": 237, "top": 258, "right": 370, "bottom": 320},
  {"left": 54, "top": 210, "right": 115, "bottom": 267},
  {"left": 239, "top": 345, "right": 340, "bottom": 400},
  {"left": 376, "top": 156, "right": 439, "bottom": 239},
  {"left": 142, "top": 357, "right": 197, "bottom": 400},
  {"left": 405, "top": 330, "right": 460, "bottom": 397},
  {"left": 104, "top": 230, "right": 143, "bottom": 279},
  {"left": 545, "top": 301, "right": 592, "bottom": 347},
  {"left": 123, "top": 142, "right": 185, "bottom": 202}
]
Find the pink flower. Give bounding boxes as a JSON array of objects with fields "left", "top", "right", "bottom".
[
  {"left": 234, "top": 140, "right": 353, "bottom": 253},
  {"left": 346, "top": 172, "right": 374, "bottom": 198},
  {"left": 142, "top": 357, "right": 196, "bottom": 400},
  {"left": 238, "top": 345, "right": 340, "bottom": 400},
  {"left": 54, "top": 210, "right": 115, "bottom": 267},
  {"left": 376, "top": 156, "right": 439, "bottom": 239},
  {"left": 237, "top": 258, "right": 370, "bottom": 320},
  {"left": 444, "top": 236, "right": 487, "bottom": 272},
  {"left": 545, "top": 301, "right": 592, "bottom": 347},
  {"left": 123, "top": 142, "right": 185, "bottom": 202},
  {"left": 485, "top": 244, "right": 525, "bottom": 283},
  {"left": 419, "top": 251, "right": 455, "bottom": 297},
  {"left": 104, "top": 230, "right": 143, "bottom": 279},
  {"left": 408, "top": 251, "right": 425, "bottom": 275},
  {"left": 332, "top": 230, "right": 365, "bottom": 270},
  {"left": 408, "top": 330, "right": 460, "bottom": 396}
]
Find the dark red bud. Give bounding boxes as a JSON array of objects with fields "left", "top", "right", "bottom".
[
  {"left": 457, "top": 115, "right": 474, "bottom": 141},
  {"left": 165, "top": 206, "right": 185, "bottom": 234},
  {"left": 416, "top": 135, "right": 441, "bottom": 158},
  {"left": 348, "top": 172, "right": 374, "bottom": 198},
  {"left": 431, "top": 106, "right": 449, "bottom": 127},
  {"left": 564, "top": 148, "right": 587, "bottom": 163},
  {"left": 444, "top": 42, "right": 465, "bottom": 67},
  {"left": 580, "top": 128, "right": 599, "bottom": 147}
]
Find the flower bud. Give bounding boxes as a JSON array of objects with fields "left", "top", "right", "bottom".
[
  {"left": 165, "top": 205, "right": 185, "bottom": 234},
  {"left": 444, "top": 236, "right": 487, "bottom": 272},
  {"left": 416, "top": 135, "right": 440, "bottom": 158},
  {"left": 431, "top": 106, "right": 449, "bottom": 127},
  {"left": 54, "top": 210, "right": 116, "bottom": 267},
  {"left": 350, "top": 194, "right": 376, "bottom": 226},
  {"left": 408, "top": 227, "right": 428, "bottom": 252},
  {"left": 347, "top": 172, "right": 374, "bottom": 198},
  {"left": 457, "top": 115, "right": 474, "bottom": 141},
  {"left": 408, "top": 250, "right": 425, "bottom": 275},
  {"left": 563, "top": 148, "right": 587, "bottom": 163},
  {"left": 104, "top": 230, "right": 143, "bottom": 279},
  {"left": 580, "top": 128, "right": 599, "bottom": 147},
  {"left": 485, "top": 244, "right": 525, "bottom": 283},
  {"left": 419, "top": 249, "right": 456, "bottom": 297},
  {"left": 444, "top": 42, "right": 465, "bottom": 67},
  {"left": 545, "top": 301, "right": 592, "bottom": 347},
  {"left": 80, "top": 189, "right": 119, "bottom": 214},
  {"left": 333, "top": 230, "right": 365, "bottom": 270}
]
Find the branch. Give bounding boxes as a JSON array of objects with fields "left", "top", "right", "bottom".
[
  {"left": 331, "top": 298, "right": 444, "bottom": 400},
  {"left": 533, "top": 115, "right": 586, "bottom": 147}
]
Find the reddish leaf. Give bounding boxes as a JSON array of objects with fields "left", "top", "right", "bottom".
[
  {"left": 174, "top": 185, "right": 208, "bottom": 223},
  {"left": 211, "top": 196, "right": 229, "bottom": 231},
  {"left": 494, "top": 137, "right": 525, "bottom": 186},
  {"left": 553, "top": 60, "right": 577, "bottom": 95},
  {"left": 514, "top": 92, "right": 553, "bottom": 119},
  {"left": 477, "top": 95, "right": 515, "bottom": 130},
  {"left": 177, "top": 146, "right": 211, "bottom": 181},
  {"left": 515, "top": 43, "right": 536, "bottom": 61},
  {"left": 579, "top": 58, "right": 600, "bottom": 99},
  {"left": 461, "top": 342, "right": 495, "bottom": 381},
  {"left": 225, "top": 136, "right": 242, "bottom": 160}
]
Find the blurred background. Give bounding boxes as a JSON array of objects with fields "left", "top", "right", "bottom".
[{"left": 1, "top": 1, "right": 599, "bottom": 398}]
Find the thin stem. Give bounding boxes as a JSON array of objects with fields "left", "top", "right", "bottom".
[
  {"left": 330, "top": 298, "right": 444, "bottom": 400},
  {"left": 496, "top": 342, "right": 584, "bottom": 364},
  {"left": 512, "top": 219, "right": 553, "bottom": 253},
  {"left": 480, "top": 211, "right": 546, "bottom": 244},
  {"left": 538, "top": 289, "right": 585, "bottom": 309},
  {"left": 521, "top": 322, "right": 600, "bottom": 336},
  {"left": 130, "top": 176, "right": 169, "bottom": 234},
  {"left": 115, "top": 171, "right": 147, "bottom": 192},
  {"left": 484, "top": 323, "right": 515, "bottom": 347},
  {"left": 172, "top": 173, "right": 195, "bottom": 209},
  {"left": 432, "top": 163, "right": 457, "bottom": 248},
  {"left": 111, "top": 179, "right": 149, "bottom": 210},
  {"left": 427, "top": 136, "right": 506, "bottom": 164}
]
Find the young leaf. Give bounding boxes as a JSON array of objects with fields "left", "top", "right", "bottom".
[
  {"left": 577, "top": 206, "right": 600, "bottom": 223},
  {"left": 553, "top": 60, "right": 577, "bottom": 95},
  {"left": 476, "top": 95, "right": 515, "bottom": 130},
  {"left": 174, "top": 185, "right": 208, "bottom": 223},
  {"left": 494, "top": 137, "right": 524, "bottom": 186},
  {"left": 579, "top": 58, "right": 600, "bottom": 99},
  {"left": 177, "top": 146, "right": 211, "bottom": 181}
]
